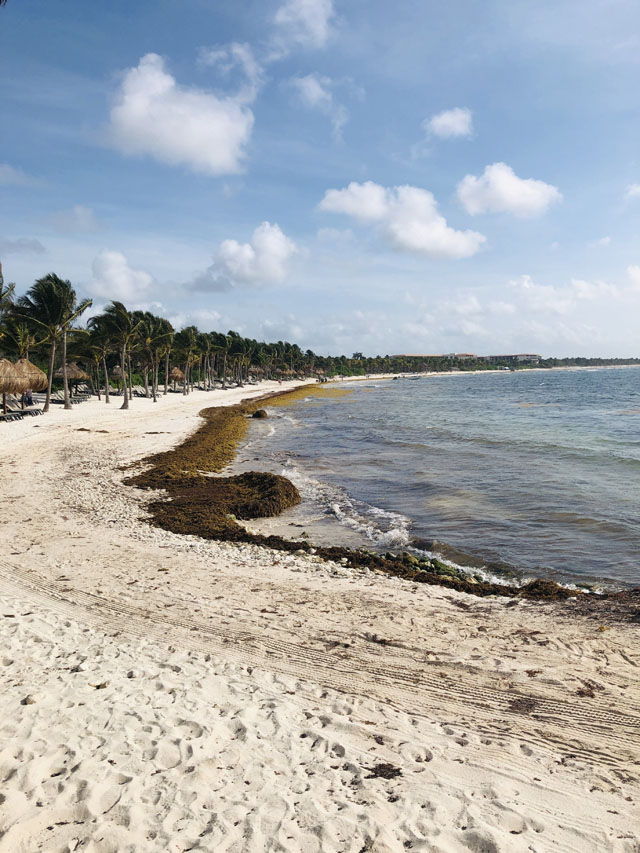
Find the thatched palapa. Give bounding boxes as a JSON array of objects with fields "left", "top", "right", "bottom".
[
  {"left": 169, "top": 367, "right": 184, "bottom": 381},
  {"left": 55, "top": 362, "right": 90, "bottom": 382},
  {"left": 13, "top": 358, "right": 48, "bottom": 392},
  {"left": 0, "top": 358, "right": 23, "bottom": 395}
]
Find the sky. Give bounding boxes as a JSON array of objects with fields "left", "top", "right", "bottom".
[{"left": 1, "top": 0, "right": 640, "bottom": 357}]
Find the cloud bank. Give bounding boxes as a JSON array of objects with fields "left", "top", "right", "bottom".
[{"left": 319, "top": 181, "right": 486, "bottom": 258}]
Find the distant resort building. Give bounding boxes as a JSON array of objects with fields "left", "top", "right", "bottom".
[
  {"left": 391, "top": 353, "right": 542, "bottom": 365},
  {"left": 480, "top": 354, "right": 541, "bottom": 365}
]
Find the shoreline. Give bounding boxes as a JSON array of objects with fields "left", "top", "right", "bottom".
[
  {"left": 126, "top": 383, "right": 601, "bottom": 602},
  {"left": 1, "top": 380, "right": 639, "bottom": 850},
  {"left": 227, "top": 379, "right": 640, "bottom": 601}
]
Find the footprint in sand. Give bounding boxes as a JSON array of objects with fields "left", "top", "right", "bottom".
[{"left": 175, "top": 719, "right": 204, "bottom": 739}]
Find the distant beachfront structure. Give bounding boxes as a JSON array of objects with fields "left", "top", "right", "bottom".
[{"left": 391, "top": 353, "right": 542, "bottom": 365}]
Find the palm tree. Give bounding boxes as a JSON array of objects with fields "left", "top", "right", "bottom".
[
  {"left": 16, "top": 274, "right": 92, "bottom": 412},
  {"left": 95, "top": 302, "right": 141, "bottom": 410},
  {"left": 84, "top": 318, "right": 113, "bottom": 403},
  {"left": 174, "top": 326, "right": 199, "bottom": 395},
  {"left": 156, "top": 318, "right": 174, "bottom": 395},
  {"left": 1, "top": 318, "right": 43, "bottom": 360},
  {"left": 0, "top": 266, "right": 15, "bottom": 315}
]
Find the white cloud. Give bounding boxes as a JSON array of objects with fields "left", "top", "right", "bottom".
[
  {"left": 273, "top": 0, "right": 335, "bottom": 52},
  {"left": 90, "top": 250, "right": 154, "bottom": 302},
  {"left": 0, "top": 236, "right": 46, "bottom": 255},
  {"left": 625, "top": 183, "right": 640, "bottom": 199},
  {"left": 290, "top": 73, "right": 348, "bottom": 138},
  {"left": 319, "top": 181, "right": 486, "bottom": 259},
  {"left": 192, "top": 222, "right": 297, "bottom": 291},
  {"left": 49, "top": 205, "right": 100, "bottom": 234},
  {"left": 440, "top": 293, "right": 482, "bottom": 317},
  {"left": 198, "top": 42, "right": 262, "bottom": 100},
  {"left": 457, "top": 162, "right": 562, "bottom": 217},
  {"left": 488, "top": 300, "right": 516, "bottom": 316},
  {"left": 260, "top": 315, "right": 304, "bottom": 343},
  {"left": 426, "top": 107, "right": 473, "bottom": 139},
  {"left": 628, "top": 265, "right": 640, "bottom": 291},
  {"left": 168, "top": 308, "right": 222, "bottom": 331},
  {"left": 292, "top": 73, "right": 332, "bottom": 110},
  {"left": 509, "top": 273, "right": 625, "bottom": 317},
  {"left": 109, "top": 53, "right": 254, "bottom": 176},
  {"left": 510, "top": 274, "right": 573, "bottom": 314},
  {"left": 570, "top": 278, "right": 617, "bottom": 300},
  {"left": 320, "top": 181, "right": 388, "bottom": 221},
  {"left": 0, "top": 164, "right": 34, "bottom": 186},
  {"left": 588, "top": 235, "right": 611, "bottom": 248}
]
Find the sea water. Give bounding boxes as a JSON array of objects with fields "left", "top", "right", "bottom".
[{"left": 236, "top": 368, "right": 640, "bottom": 588}]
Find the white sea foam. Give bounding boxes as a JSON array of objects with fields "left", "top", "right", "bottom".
[{"left": 282, "top": 460, "right": 411, "bottom": 548}]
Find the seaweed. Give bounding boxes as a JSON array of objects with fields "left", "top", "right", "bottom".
[{"left": 124, "top": 386, "right": 631, "bottom": 605}]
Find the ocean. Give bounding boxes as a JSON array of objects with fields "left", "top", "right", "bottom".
[{"left": 234, "top": 367, "right": 640, "bottom": 589}]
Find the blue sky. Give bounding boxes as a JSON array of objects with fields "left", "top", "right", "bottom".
[{"left": 2, "top": 0, "right": 640, "bottom": 356}]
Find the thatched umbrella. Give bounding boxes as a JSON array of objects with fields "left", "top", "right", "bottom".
[
  {"left": 55, "top": 361, "right": 90, "bottom": 382},
  {"left": 55, "top": 362, "right": 90, "bottom": 397},
  {"left": 0, "top": 358, "right": 24, "bottom": 414},
  {"left": 13, "top": 358, "right": 48, "bottom": 409}
]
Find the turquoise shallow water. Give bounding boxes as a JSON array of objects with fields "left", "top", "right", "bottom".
[{"left": 241, "top": 368, "right": 640, "bottom": 588}]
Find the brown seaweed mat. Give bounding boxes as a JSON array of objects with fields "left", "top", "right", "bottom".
[{"left": 126, "top": 387, "right": 640, "bottom": 610}]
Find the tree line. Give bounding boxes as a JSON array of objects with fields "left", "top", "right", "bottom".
[{"left": 2, "top": 270, "right": 639, "bottom": 413}]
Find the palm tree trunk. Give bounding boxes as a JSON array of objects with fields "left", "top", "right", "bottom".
[
  {"left": 120, "top": 347, "right": 129, "bottom": 410},
  {"left": 222, "top": 352, "right": 227, "bottom": 389},
  {"left": 143, "top": 366, "right": 150, "bottom": 397},
  {"left": 152, "top": 353, "right": 158, "bottom": 402},
  {"left": 164, "top": 351, "right": 169, "bottom": 395},
  {"left": 44, "top": 341, "right": 56, "bottom": 413},
  {"left": 102, "top": 355, "right": 110, "bottom": 404},
  {"left": 183, "top": 362, "right": 188, "bottom": 395},
  {"left": 127, "top": 354, "right": 133, "bottom": 400},
  {"left": 62, "top": 330, "right": 72, "bottom": 409}
]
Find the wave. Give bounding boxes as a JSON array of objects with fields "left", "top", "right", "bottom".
[{"left": 281, "top": 459, "right": 411, "bottom": 548}]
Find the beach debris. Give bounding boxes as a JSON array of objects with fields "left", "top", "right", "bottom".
[
  {"left": 365, "top": 763, "right": 402, "bottom": 779},
  {"left": 20, "top": 694, "right": 36, "bottom": 705},
  {"left": 252, "top": 409, "right": 268, "bottom": 418},
  {"left": 577, "top": 679, "right": 605, "bottom": 698},
  {"left": 508, "top": 697, "right": 538, "bottom": 714}
]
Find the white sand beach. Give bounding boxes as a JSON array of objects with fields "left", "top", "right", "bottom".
[{"left": 1, "top": 384, "right": 639, "bottom": 852}]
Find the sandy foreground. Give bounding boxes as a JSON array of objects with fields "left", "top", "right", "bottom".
[{"left": 0, "top": 382, "right": 639, "bottom": 853}]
